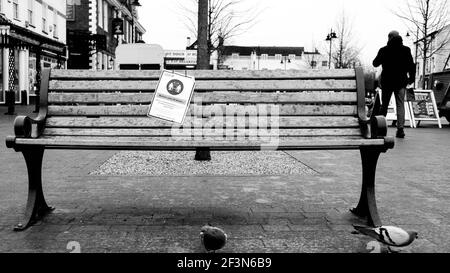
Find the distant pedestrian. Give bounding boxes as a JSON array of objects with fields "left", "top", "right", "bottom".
[{"left": 373, "top": 30, "right": 416, "bottom": 138}]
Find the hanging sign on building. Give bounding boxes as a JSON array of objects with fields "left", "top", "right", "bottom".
[
  {"left": 112, "top": 18, "right": 124, "bottom": 35},
  {"left": 148, "top": 70, "right": 196, "bottom": 124},
  {"left": 408, "top": 89, "right": 442, "bottom": 128}
]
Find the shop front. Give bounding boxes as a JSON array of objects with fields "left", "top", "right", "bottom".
[{"left": 0, "top": 16, "right": 66, "bottom": 110}]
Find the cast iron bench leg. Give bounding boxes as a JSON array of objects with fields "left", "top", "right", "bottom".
[
  {"left": 14, "top": 146, "right": 54, "bottom": 231},
  {"left": 351, "top": 147, "right": 382, "bottom": 227}
]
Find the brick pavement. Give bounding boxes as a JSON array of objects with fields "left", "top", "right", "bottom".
[{"left": 0, "top": 105, "right": 449, "bottom": 253}]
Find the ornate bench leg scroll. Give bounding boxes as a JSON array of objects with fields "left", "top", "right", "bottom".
[
  {"left": 351, "top": 147, "right": 382, "bottom": 227},
  {"left": 14, "top": 146, "right": 54, "bottom": 231}
]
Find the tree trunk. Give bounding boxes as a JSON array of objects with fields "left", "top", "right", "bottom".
[
  {"left": 197, "top": 0, "right": 210, "bottom": 70},
  {"left": 195, "top": 0, "right": 212, "bottom": 161}
]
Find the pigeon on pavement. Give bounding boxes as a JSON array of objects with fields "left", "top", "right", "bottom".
[
  {"left": 353, "top": 225, "right": 418, "bottom": 251},
  {"left": 200, "top": 224, "right": 228, "bottom": 253}
]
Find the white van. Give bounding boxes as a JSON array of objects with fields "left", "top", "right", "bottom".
[{"left": 115, "top": 43, "right": 164, "bottom": 70}]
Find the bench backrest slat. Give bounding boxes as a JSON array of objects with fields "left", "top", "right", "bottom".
[
  {"left": 50, "top": 69, "right": 357, "bottom": 80},
  {"left": 43, "top": 128, "right": 362, "bottom": 137},
  {"left": 49, "top": 79, "right": 357, "bottom": 91},
  {"left": 47, "top": 105, "right": 358, "bottom": 116},
  {"left": 48, "top": 91, "right": 357, "bottom": 104},
  {"left": 45, "top": 116, "right": 360, "bottom": 128}
]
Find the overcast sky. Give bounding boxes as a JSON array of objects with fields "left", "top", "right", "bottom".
[{"left": 139, "top": 0, "right": 426, "bottom": 66}]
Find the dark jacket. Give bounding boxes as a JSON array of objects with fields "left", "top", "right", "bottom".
[{"left": 373, "top": 36, "right": 416, "bottom": 90}]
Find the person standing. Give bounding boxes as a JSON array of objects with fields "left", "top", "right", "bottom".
[{"left": 373, "top": 30, "right": 416, "bottom": 138}]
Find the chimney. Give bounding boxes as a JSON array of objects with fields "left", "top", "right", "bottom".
[{"left": 187, "top": 37, "right": 191, "bottom": 48}]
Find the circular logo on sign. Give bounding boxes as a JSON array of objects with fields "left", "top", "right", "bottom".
[{"left": 167, "top": 79, "right": 184, "bottom": 96}]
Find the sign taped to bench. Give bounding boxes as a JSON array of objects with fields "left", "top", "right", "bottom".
[{"left": 148, "top": 70, "right": 196, "bottom": 124}]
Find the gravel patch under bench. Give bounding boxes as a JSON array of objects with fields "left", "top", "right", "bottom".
[{"left": 90, "top": 151, "right": 317, "bottom": 176}]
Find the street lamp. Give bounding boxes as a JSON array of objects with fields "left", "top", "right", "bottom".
[
  {"left": 280, "top": 56, "right": 291, "bottom": 70},
  {"left": 325, "top": 29, "right": 337, "bottom": 69},
  {"left": 130, "top": 0, "right": 141, "bottom": 43}
]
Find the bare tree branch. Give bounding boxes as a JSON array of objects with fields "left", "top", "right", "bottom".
[
  {"left": 394, "top": 0, "right": 450, "bottom": 87},
  {"left": 178, "top": 0, "right": 264, "bottom": 66},
  {"left": 332, "top": 10, "right": 362, "bottom": 69}
]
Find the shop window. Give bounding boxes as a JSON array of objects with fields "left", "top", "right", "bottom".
[{"left": 275, "top": 54, "right": 282, "bottom": 60}]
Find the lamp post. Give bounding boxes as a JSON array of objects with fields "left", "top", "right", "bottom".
[
  {"left": 407, "top": 28, "right": 420, "bottom": 88},
  {"left": 280, "top": 56, "right": 291, "bottom": 70},
  {"left": 325, "top": 29, "right": 337, "bottom": 69},
  {"left": 130, "top": 0, "right": 141, "bottom": 43}
]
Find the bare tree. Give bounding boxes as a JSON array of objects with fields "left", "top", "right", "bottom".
[
  {"left": 332, "top": 11, "right": 362, "bottom": 69},
  {"left": 178, "top": 0, "right": 262, "bottom": 64},
  {"left": 394, "top": 0, "right": 450, "bottom": 88}
]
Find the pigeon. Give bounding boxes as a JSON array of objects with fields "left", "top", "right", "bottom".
[
  {"left": 200, "top": 224, "right": 227, "bottom": 253},
  {"left": 353, "top": 225, "right": 418, "bottom": 252}
]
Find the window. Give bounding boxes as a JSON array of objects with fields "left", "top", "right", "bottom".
[
  {"left": 232, "top": 53, "right": 239, "bottom": 59},
  {"left": 103, "top": 1, "right": 108, "bottom": 32},
  {"left": 322, "top": 61, "right": 328, "bottom": 67},
  {"left": 275, "top": 54, "right": 282, "bottom": 60},
  {"left": 13, "top": 0, "right": 19, "bottom": 20},
  {"left": 311, "top": 61, "right": 317, "bottom": 68},
  {"left": 67, "top": 2, "right": 75, "bottom": 21},
  {"left": 261, "top": 54, "right": 268, "bottom": 60},
  {"left": 289, "top": 54, "right": 296, "bottom": 60},
  {"left": 53, "top": 10, "right": 58, "bottom": 38},
  {"left": 98, "top": 0, "right": 103, "bottom": 29},
  {"left": 42, "top": 4, "right": 47, "bottom": 32},
  {"left": 28, "top": 0, "right": 34, "bottom": 25}
]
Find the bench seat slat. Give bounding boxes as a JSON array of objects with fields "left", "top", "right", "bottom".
[
  {"left": 45, "top": 116, "right": 360, "bottom": 128},
  {"left": 15, "top": 136, "right": 384, "bottom": 150},
  {"left": 48, "top": 105, "right": 358, "bottom": 116},
  {"left": 43, "top": 128, "right": 362, "bottom": 137},
  {"left": 48, "top": 92, "right": 357, "bottom": 104},
  {"left": 49, "top": 79, "right": 357, "bottom": 91},
  {"left": 50, "top": 69, "right": 356, "bottom": 80}
]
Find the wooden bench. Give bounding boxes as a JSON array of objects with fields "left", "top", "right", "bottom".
[{"left": 6, "top": 68, "right": 394, "bottom": 231}]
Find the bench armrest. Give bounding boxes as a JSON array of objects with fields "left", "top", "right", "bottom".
[
  {"left": 5, "top": 69, "right": 50, "bottom": 150},
  {"left": 14, "top": 115, "right": 47, "bottom": 138},
  {"left": 370, "top": 115, "right": 387, "bottom": 139}
]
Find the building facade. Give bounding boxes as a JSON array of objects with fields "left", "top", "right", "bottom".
[
  {"left": 414, "top": 24, "right": 450, "bottom": 87},
  {"left": 66, "top": 0, "right": 145, "bottom": 70},
  {"left": 0, "top": 0, "right": 67, "bottom": 105},
  {"left": 220, "top": 46, "right": 329, "bottom": 71}
]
